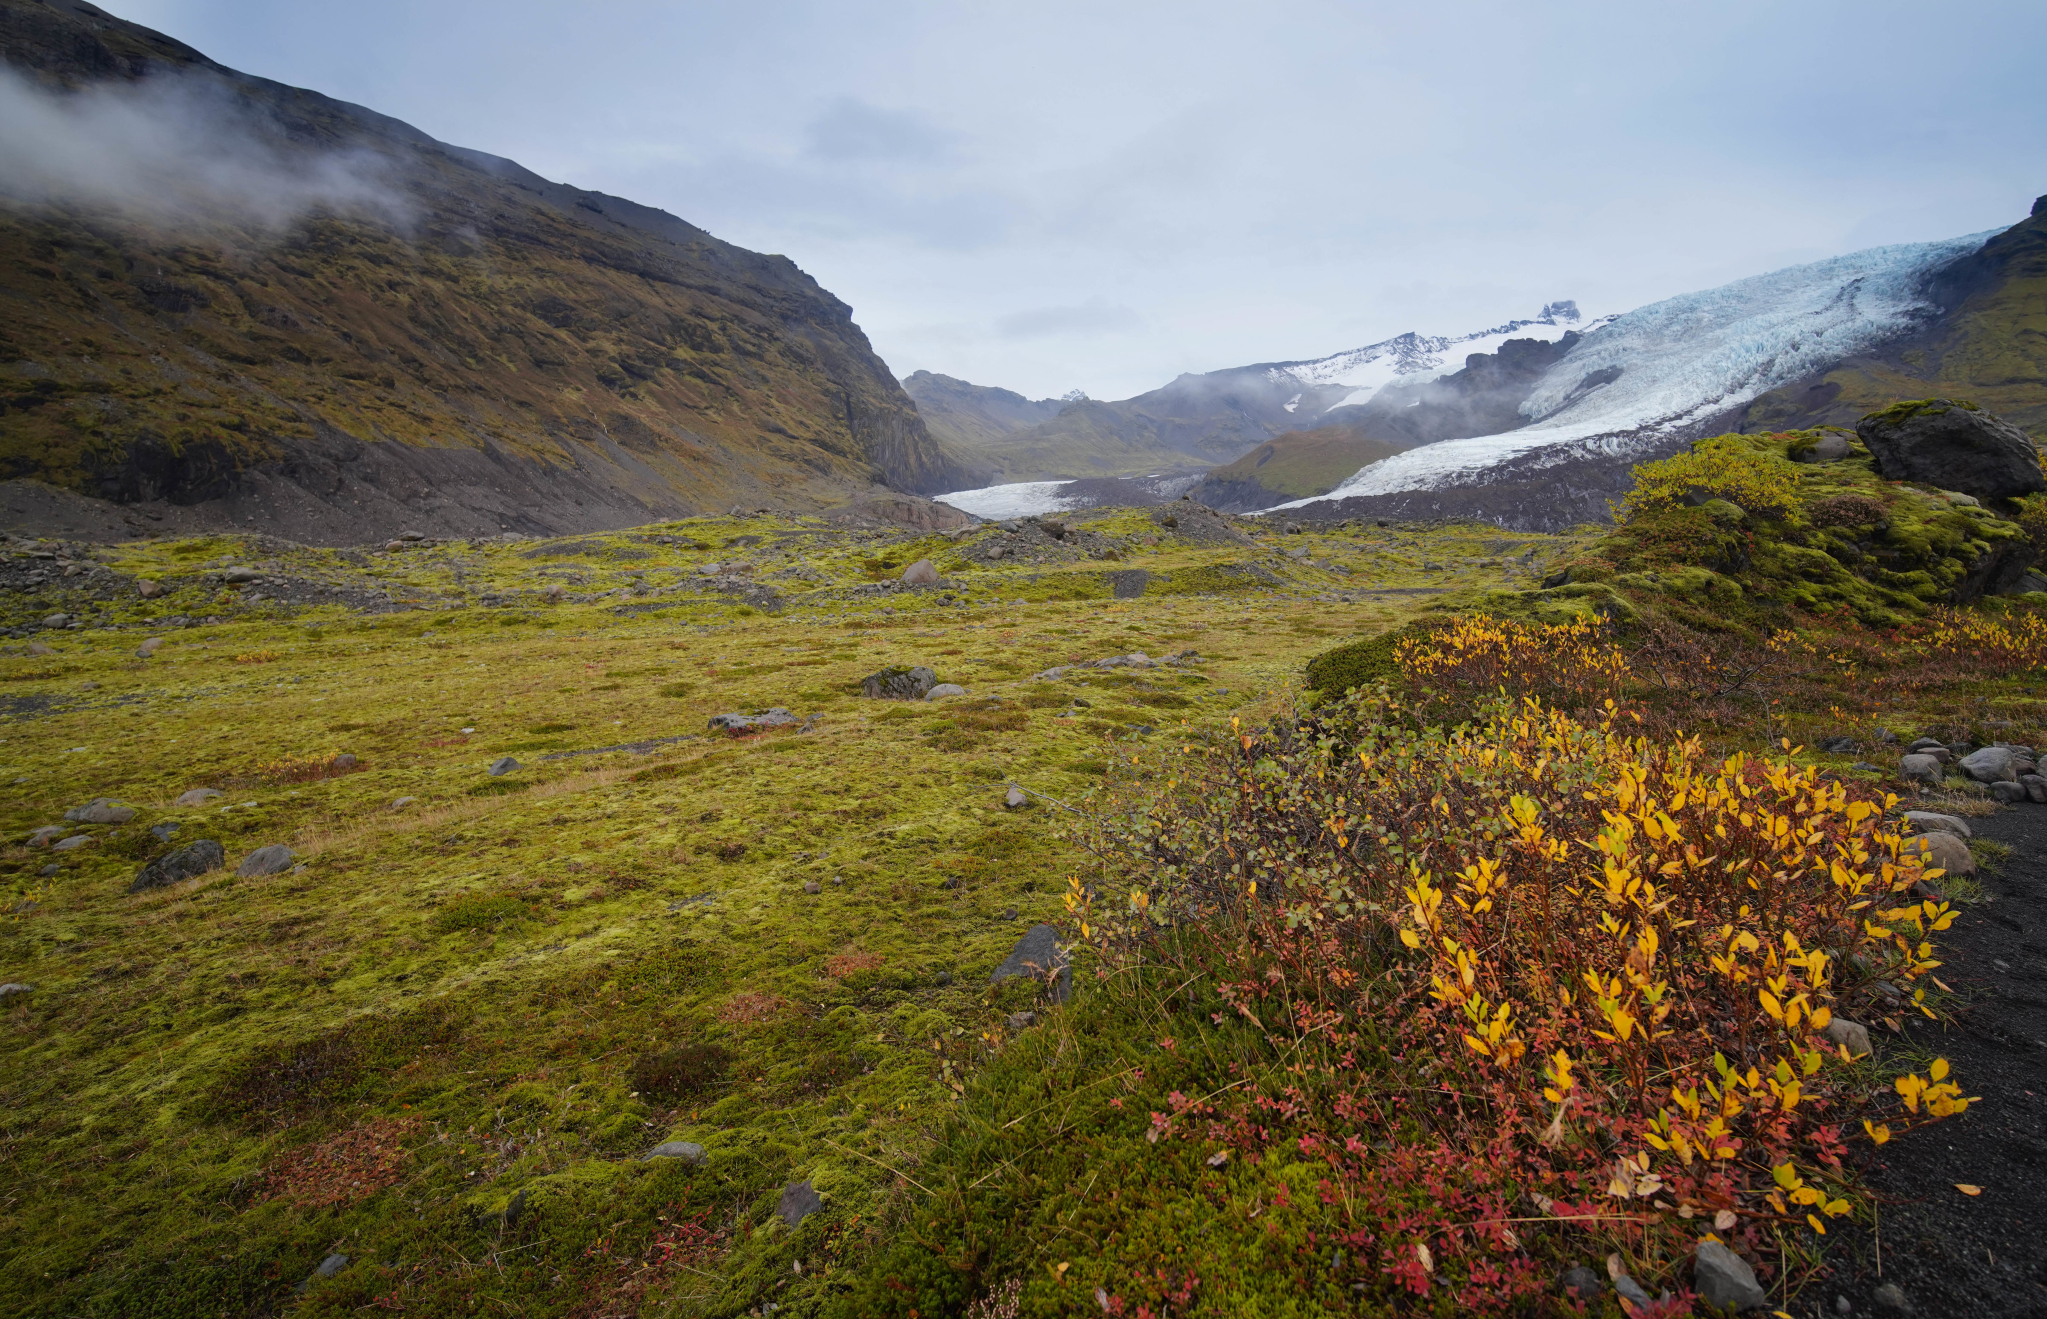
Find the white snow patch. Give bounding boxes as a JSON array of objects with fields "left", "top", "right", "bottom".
[
  {"left": 933, "top": 481, "right": 1086, "bottom": 519},
  {"left": 1271, "top": 231, "right": 1995, "bottom": 507},
  {"left": 1259, "top": 305, "right": 1608, "bottom": 410}
]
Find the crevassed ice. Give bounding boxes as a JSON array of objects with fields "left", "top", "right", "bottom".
[
  {"left": 1273, "top": 230, "right": 1997, "bottom": 507},
  {"left": 933, "top": 481, "right": 1085, "bottom": 519}
]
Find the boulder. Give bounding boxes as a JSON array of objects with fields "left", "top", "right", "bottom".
[
  {"left": 1906, "top": 737, "right": 1944, "bottom": 753},
  {"left": 149, "top": 822, "right": 179, "bottom": 842},
  {"left": 2025, "top": 775, "right": 2047, "bottom": 804},
  {"left": 1692, "top": 1239, "right": 1769, "bottom": 1312},
  {"left": 129, "top": 839, "right": 225, "bottom": 892},
  {"left": 137, "top": 636, "right": 164, "bottom": 656},
  {"left": 222, "top": 566, "right": 263, "bottom": 584},
  {"left": 65, "top": 799, "right": 136, "bottom": 825},
  {"left": 991, "top": 924, "right": 1071, "bottom": 1003},
  {"left": 1898, "top": 753, "right": 1943, "bottom": 786},
  {"left": 859, "top": 666, "right": 937, "bottom": 700},
  {"left": 488, "top": 757, "right": 521, "bottom": 776},
  {"left": 237, "top": 844, "right": 296, "bottom": 877},
  {"left": 1991, "top": 780, "right": 2027, "bottom": 803},
  {"left": 1855, "top": 400, "right": 2047, "bottom": 503},
  {"left": 1816, "top": 735, "right": 1856, "bottom": 753},
  {"left": 1958, "top": 746, "right": 2017, "bottom": 782},
  {"left": 707, "top": 708, "right": 799, "bottom": 734},
  {"left": 1901, "top": 830, "right": 1974, "bottom": 877},
  {"left": 644, "top": 1140, "right": 707, "bottom": 1165},
  {"left": 136, "top": 579, "right": 164, "bottom": 598},
  {"left": 924, "top": 683, "right": 967, "bottom": 700},
  {"left": 900, "top": 559, "right": 940, "bottom": 585},
  {"left": 52, "top": 835, "right": 95, "bottom": 851},
  {"left": 1794, "top": 433, "right": 1854, "bottom": 463},
  {"left": 174, "top": 787, "right": 224, "bottom": 808},
  {"left": 27, "top": 825, "right": 66, "bottom": 847},
  {"left": 776, "top": 1179, "right": 822, "bottom": 1229},
  {"left": 1902, "top": 810, "right": 1971, "bottom": 838}
]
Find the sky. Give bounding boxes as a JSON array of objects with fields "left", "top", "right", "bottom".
[{"left": 105, "top": 0, "right": 2047, "bottom": 401}]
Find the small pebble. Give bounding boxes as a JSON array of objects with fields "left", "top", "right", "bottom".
[{"left": 802, "top": 879, "right": 821, "bottom": 894}]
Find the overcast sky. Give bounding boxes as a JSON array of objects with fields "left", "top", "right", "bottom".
[{"left": 113, "top": 0, "right": 2047, "bottom": 400}]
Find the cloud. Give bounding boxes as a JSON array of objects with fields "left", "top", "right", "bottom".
[
  {"left": 996, "top": 297, "right": 1143, "bottom": 340},
  {"left": 0, "top": 64, "right": 410, "bottom": 232},
  {"left": 804, "top": 97, "right": 955, "bottom": 163}
]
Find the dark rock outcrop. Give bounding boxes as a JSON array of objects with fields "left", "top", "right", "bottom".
[{"left": 1855, "top": 400, "right": 2045, "bottom": 502}]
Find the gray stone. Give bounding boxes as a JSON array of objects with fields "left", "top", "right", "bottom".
[
  {"left": 149, "top": 822, "right": 179, "bottom": 842},
  {"left": 1559, "top": 1266, "right": 1603, "bottom": 1302},
  {"left": 1006, "top": 1010, "right": 1037, "bottom": 1030},
  {"left": 901, "top": 559, "right": 940, "bottom": 585},
  {"left": 802, "top": 879, "right": 821, "bottom": 894},
  {"left": 314, "top": 1253, "right": 348, "bottom": 1279},
  {"left": 130, "top": 839, "right": 225, "bottom": 892},
  {"left": 708, "top": 707, "right": 799, "bottom": 734},
  {"left": 859, "top": 666, "right": 937, "bottom": 700},
  {"left": 923, "top": 682, "right": 967, "bottom": 700},
  {"left": 0, "top": 983, "right": 32, "bottom": 1000},
  {"left": 237, "top": 844, "right": 296, "bottom": 877},
  {"left": 42, "top": 613, "right": 69, "bottom": 628},
  {"left": 391, "top": 796, "right": 418, "bottom": 809},
  {"left": 1903, "top": 810, "right": 1971, "bottom": 838},
  {"left": 1991, "top": 780, "right": 2027, "bottom": 803},
  {"left": 52, "top": 835, "right": 95, "bottom": 851},
  {"left": 1871, "top": 1281, "right": 1913, "bottom": 1316},
  {"left": 174, "top": 787, "right": 223, "bottom": 808},
  {"left": 1907, "top": 737, "right": 1945, "bottom": 752},
  {"left": 991, "top": 923, "right": 1071, "bottom": 1003},
  {"left": 776, "top": 1179, "right": 822, "bottom": 1229},
  {"left": 1902, "top": 830, "right": 1974, "bottom": 877},
  {"left": 1795, "top": 432, "right": 1854, "bottom": 463},
  {"left": 333, "top": 753, "right": 359, "bottom": 771},
  {"left": 136, "top": 580, "right": 163, "bottom": 599},
  {"left": 222, "top": 566, "right": 262, "bottom": 583},
  {"left": 137, "top": 636, "right": 163, "bottom": 656},
  {"left": 1823, "top": 1016, "right": 1872, "bottom": 1058},
  {"left": 1851, "top": 762, "right": 1883, "bottom": 773},
  {"left": 1613, "top": 1273, "right": 1653, "bottom": 1309},
  {"left": 1856, "top": 400, "right": 2047, "bottom": 503},
  {"left": 1005, "top": 785, "right": 1026, "bottom": 809},
  {"left": 27, "top": 825, "right": 65, "bottom": 847},
  {"left": 2024, "top": 775, "right": 2047, "bottom": 804},
  {"left": 1898, "top": 753, "right": 1943, "bottom": 786},
  {"left": 1959, "top": 745, "right": 2017, "bottom": 782},
  {"left": 39, "top": 864, "right": 58, "bottom": 878},
  {"left": 65, "top": 799, "right": 136, "bottom": 825},
  {"left": 1817, "top": 735, "right": 1857, "bottom": 753},
  {"left": 644, "top": 1140, "right": 707, "bottom": 1165},
  {"left": 488, "top": 756, "right": 521, "bottom": 776},
  {"left": 1693, "top": 1239, "right": 1769, "bottom": 1312}
]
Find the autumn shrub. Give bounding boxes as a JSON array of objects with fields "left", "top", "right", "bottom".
[
  {"left": 252, "top": 752, "right": 363, "bottom": 785},
  {"left": 1616, "top": 437, "right": 1803, "bottom": 523},
  {"left": 1393, "top": 612, "right": 1630, "bottom": 723},
  {"left": 265, "top": 1116, "right": 422, "bottom": 1208},
  {"left": 1808, "top": 494, "right": 1888, "bottom": 529},
  {"left": 628, "top": 1042, "right": 731, "bottom": 1102},
  {"left": 1055, "top": 693, "right": 1966, "bottom": 1312}
]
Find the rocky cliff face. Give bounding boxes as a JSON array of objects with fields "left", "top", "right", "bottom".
[{"left": 0, "top": 0, "right": 968, "bottom": 543}]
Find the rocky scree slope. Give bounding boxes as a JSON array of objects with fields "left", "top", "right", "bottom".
[{"left": 0, "top": 0, "right": 969, "bottom": 544}]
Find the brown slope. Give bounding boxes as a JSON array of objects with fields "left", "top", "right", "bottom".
[
  {"left": 1183, "top": 424, "right": 1413, "bottom": 513},
  {"left": 0, "top": 0, "right": 969, "bottom": 543},
  {"left": 1725, "top": 198, "right": 2047, "bottom": 436}
]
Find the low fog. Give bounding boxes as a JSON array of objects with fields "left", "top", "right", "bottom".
[{"left": 0, "top": 64, "right": 409, "bottom": 233}]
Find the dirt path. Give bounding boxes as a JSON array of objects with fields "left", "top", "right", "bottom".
[{"left": 1820, "top": 807, "right": 2047, "bottom": 1318}]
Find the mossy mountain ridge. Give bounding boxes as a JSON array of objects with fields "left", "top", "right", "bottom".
[{"left": 0, "top": 0, "right": 970, "bottom": 544}]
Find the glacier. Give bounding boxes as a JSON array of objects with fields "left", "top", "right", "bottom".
[
  {"left": 932, "top": 480, "right": 1090, "bottom": 519},
  {"left": 1275, "top": 230, "right": 1998, "bottom": 507},
  {"left": 1266, "top": 301, "right": 1603, "bottom": 407}
]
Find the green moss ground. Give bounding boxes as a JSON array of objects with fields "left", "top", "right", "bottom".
[{"left": 0, "top": 507, "right": 1570, "bottom": 1316}]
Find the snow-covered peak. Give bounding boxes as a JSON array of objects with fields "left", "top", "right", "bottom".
[
  {"left": 1274, "top": 230, "right": 1997, "bottom": 507},
  {"left": 1264, "top": 303, "right": 1606, "bottom": 405}
]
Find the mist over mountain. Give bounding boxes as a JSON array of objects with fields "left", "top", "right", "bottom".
[{"left": 0, "top": 0, "right": 969, "bottom": 543}]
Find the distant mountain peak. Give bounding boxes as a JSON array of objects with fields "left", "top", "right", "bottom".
[{"left": 1262, "top": 304, "right": 1608, "bottom": 406}]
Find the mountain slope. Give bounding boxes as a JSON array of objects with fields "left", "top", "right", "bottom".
[
  {"left": 0, "top": 0, "right": 968, "bottom": 543},
  {"left": 901, "top": 370, "right": 1061, "bottom": 480},
  {"left": 1182, "top": 423, "right": 1413, "bottom": 512}
]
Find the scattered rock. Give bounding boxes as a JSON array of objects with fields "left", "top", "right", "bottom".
[
  {"left": 0, "top": 983, "right": 32, "bottom": 1001},
  {"left": 707, "top": 708, "right": 799, "bottom": 734},
  {"left": 1692, "top": 1239, "right": 1769, "bottom": 1312},
  {"left": 333, "top": 753, "right": 359, "bottom": 771},
  {"left": 237, "top": 844, "right": 296, "bottom": 877},
  {"left": 1901, "top": 829, "right": 1974, "bottom": 877},
  {"left": 223, "top": 566, "right": 263, "bottom": 584},
  {"left": 1856, "top": 400, "right": 2047, "bottom": 502},
  {"left": 1817, "top": 735, "right": 1857, "bottom": 753},
  {"left": 1991, "top": 780, "right": 2027, "bottom": 803},
  {"left": 298, "top": 1253, "right": 348, "bottom": 1291},
  {"left": 27, "top": 640, "right": 53, "bottom": 656},
  {"left": 924, "top": 683, "right": 967, "bottom": 700},
  {"left": 149, "top": 822, "right": 179, "bottom": 842},
  {"left": 1958, "top": 745, "right": 2017, "bottom": 782},
  {"left": 991, "top": 923, "right": 1071, "bottom": 1003},
  {"left": 52, "top": 835, "right": 96, "bottom": 850},
  {"left": 27, "top": 825, "right": 65, "bottom": 847},
  {"left": 174, "top": 787, "right": 224, "bottom": 808},
  {"left": 644, "top": 1141, "right": 708, "bottom": 1165},
  {"left": 136, "top": 579, "right": 164, "bottom": 598},
  {"left": 137, "top": 636, "right": 163, "bottom": 656},
  {"left": 1851, "top": 761, "right": 1883, "bottom": 773},
  {"left": 1559, "top": 1266, "right": 1603, "bottom": 1302},
  {"left": 1902, "top": 811, "right": 1971, "bottom": 838},
  {"left": 1823, "top": 1016, "right": 1872, "bottom": 1058},
  {"left": 39, "top": 864, "right": 58, "bottom": 877},
  {"left": 1794, "top": 433, "right": 1854, "bottom": 463},
  {"left": 1870, "top": 1281, "right": 1913, "bottom": 1316},
  {"left": 859, "top": 666, "right": 937, "bottom": 700},
  {"left": 390, "top": 796, "right": 418, "bottom": 810},
  {"left": 776, "top": 1179, "right": 822, "bottom": 1229},
  {"left": 1005, "top": 785, "right": 1026, "bottom": 809},
  {"left": 2024, "top": 774, "right": 2047, "bottom": 803},
  {"left": 802, "top": 879, "right": 821, "bottom": 894},
  {"left": 1006, "top": 1011, "right": 1037, "bottom": 1030},
  {"left": 130, "top": 839, "right": 225, "bottom": 892},
  {"left": 65, "top": 798, "right": 136, "bottom": 825},
  {"left": 1898, "top": 753, "right": 1943, "bottom": 786},
  {"left": 901, "top": 559, "right": 940, "bottom": 585},
  {"left": 43, "top": 613, "right": 70, "bottom": 628},
  {"left": 488, "top": 757, "right": 521, "bottom": 776},
  {"left": 1613, "top": 1273, "right": 1653, "bottom": 1309},
  {"left": 933, "top": 970, "right": 951, "bottom": 986}
]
